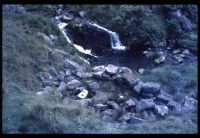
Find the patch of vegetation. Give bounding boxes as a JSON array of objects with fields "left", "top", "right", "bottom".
[
  {"left": 2, "top": 82, "right": 104, "bottom": 134},
  {"left": 136, "top": 64, "right": 197, "bottom": 102},
  {"left": 120, "top": 113, "right": 197, "bottom": 134}
]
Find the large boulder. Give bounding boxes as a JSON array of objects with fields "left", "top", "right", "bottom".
[
  {"left": 105, "top": 64, "right": 119, "bottom": 75},
  {"left": 141, "top": 82, "right": 161, "bottom": 97},
  {"left": 114, "top": 67, "right": 139, "bottom": 88},
  {"left": 66, "top": 79, "right": 82, "bottom": 90},
  {"left": 154, "top": 105, "right": 169, "bottom": 117},
  {"left": 136, "top": 98, "right": 155, "bottom": 112},
  {"left": 63, "top": 59, "right": 84, "bottom": 72}
]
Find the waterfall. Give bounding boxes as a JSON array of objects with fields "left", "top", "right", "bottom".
[
  {"left": 89, "top": 23, "right": 126, "bottom": 50},
  {"left": 55, "top": 17, "right": 97, "bottom": 57}
]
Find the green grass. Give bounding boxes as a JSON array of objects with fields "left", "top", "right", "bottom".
[
  {"left": 136, "top": 64, "right": 197, "bottom": 102},
  {"left": 119, "top": 113, "right": 197, "bottom": 134},
  {"left": 3, "top": 12, "right": 91, "bottom": 90},
  {"left": 2, "top": 82, "right": 104, "bottom": 134}
]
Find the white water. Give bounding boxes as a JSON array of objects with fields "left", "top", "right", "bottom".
[
  {"left": 55, "top": 17, "right": 97, "bottom": 57},
  {"left": 89, "top": 22, "right": 126, "bottom": 50}
]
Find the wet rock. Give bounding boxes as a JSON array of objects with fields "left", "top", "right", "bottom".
[
  {"left": 136, "top": 98, "right": 155, "bottom": 112},
  {"left": 107, "top": 101, "right": 120, "bottom": 110},
  {"left": 141, "top": 82, "right": 161, "bottom": 97},
  {"left": 105, "top": 64, "right": 119, "bottom": 75},
  {"left": 95, "top": 103, "right": 108, "bottom": 111},
  {"left": 181, "top": 96, "right": 197, "bottom": 113},
  {"left": 56, "top": 81, "right": 67, "bottom": 93},
  {"left": 63, "top": 59, "right": 84, "bottom": 72},
  {"left": 133, "top": 81, "right": 144, "bottom": 94},
  {"left": 66, "top": 79, "right": 82, "bottom": 90},
  {"left": 154, "top": 105, "right": 169, "bottom": 117},
  {"left": 156, "top": 90, "right": 173, "bottom": 104},
  {"left": 114, "top": 67, "right": 139, "bottom": 88},
  {"left": 77, "top": 89, "right": 89, "bottom": 99},
  {"left": 48, "top": 66, "right": 59, "bottom": 77},
  {"left": 130, "top": 116, "right": 147, "bottom": 124},
  {"left": 125, "top": 99, "right": 136, "bottom": 108}
]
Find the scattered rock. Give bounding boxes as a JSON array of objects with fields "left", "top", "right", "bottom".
[
  {"left": 130, "top": 116, "right": 147, "bottom": 124},
  {"left": 76, "top": 71, "right": 89, "bottom": 79},
  {"left": 63, "top": 59, "right": 84, "bottom": 72},
  {"left": 79, "top": 11, "right": 86, "bottom": 18},
  {"left": 56, "top": 81, "right": 67, "bottom": 93},
  {"left": 48, "top": 66, "right": 59, "bottom": 77},
  {"left": 92, "top": 65, "right": 105, "bottom": 72},
  {"left": 154, "top": 51, "right": 165, "bottom": 65},
  {"left": 154, "top": 105, "right": 169, "bottom": 117},
  {"left": 179, "top": 54, "right": 186, "bottom": 58},
  {"left": 125, "top": 99, "right": 136, "bottom": 108},
  {"left": 114, "top": 67, "right": 139, "bottom": 88},
  {"left": 156, "top": 90, "right": 173, "bottom": 104},
  {"left": 181, "top": 96, "right": 197, "bottom": 113},
  {"left": 42, "top": 80, "right": 54, "bottom": 87},
  {"left": 95, "top": 103, "right": 108, "bottom": 111},
  {"left": 65, "top": 69, "right": 71, "bottom": 77},
  {"left": 37, "top": 32, "right": 53, "bottom": 45},
  {"left": 133, "top": 81, "right": 144, "bottom": 94},
  {"left": 73, "top": 99, "right": 92, "bottom": 106},
  {"left": 105, "top": 64, "right": 119, "bottom": 75},
  {"left": 167, "top": 100, "right": 181, "bottom": 113},
  {"left": 118, "top": 113, "right": 133, "bottom": 122},
  {"left": 136, "top": 98, "right": 155, "bottom": 112},
  {"left": 86, "top": 81, "right": 100, "bottom": 91},
  {"left": 66, "top": 79, "right": 82, "bottom": 90},
  {"left": 107, "top": 101, "right": 120, "bottom": 110},
  {"left": 141, "top": 82, "right": 161, "bottom": 97},
  {"left": 92, "top": 71, "right": 105, "bottom": 80},
  {"left": 182, "top": 49, "right": 189, "bottom": 55},
  {"left": 138, "top": 68, "right": 145, "bottom": 74},
  {"left": 77, "top": 89, "right": 89, "bottom": 99},
  {"left": 173, "top": 49, "right": 181, "bottom": 54}
]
